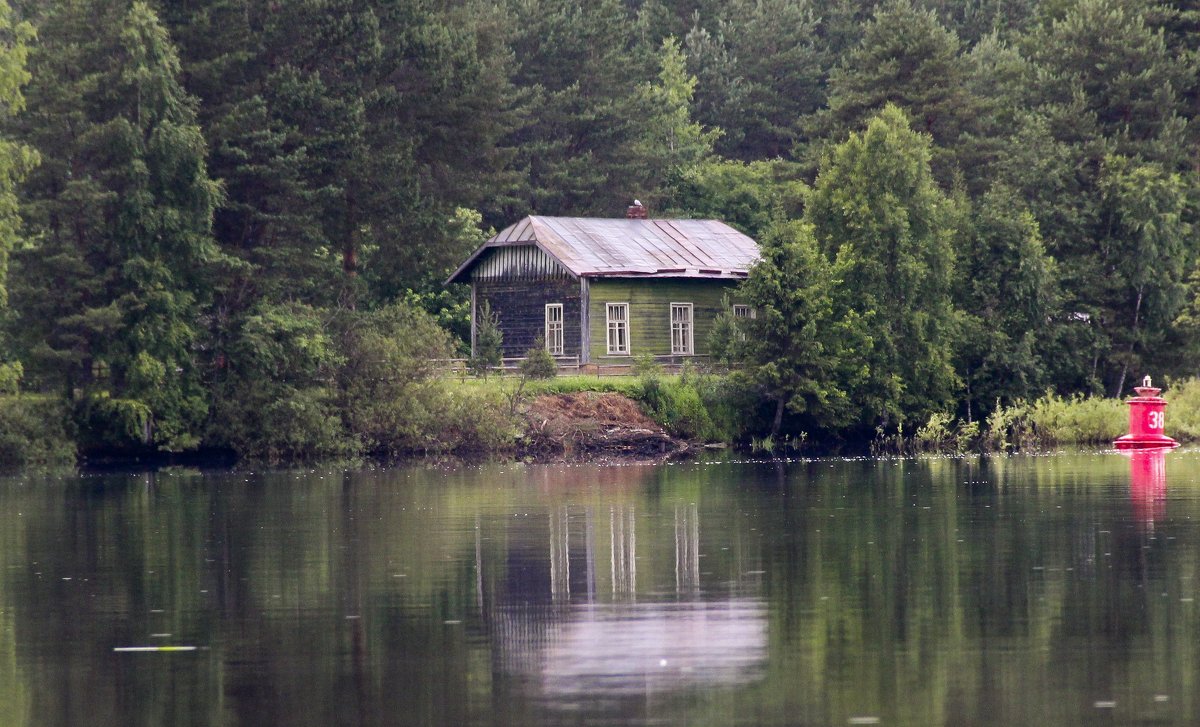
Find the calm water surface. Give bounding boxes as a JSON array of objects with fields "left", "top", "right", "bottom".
[{"left": 2, "top": 451, "right": 1200, "bottom": 726}]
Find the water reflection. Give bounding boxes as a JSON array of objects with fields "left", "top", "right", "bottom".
[
  {"left": 2, "top": 455, "right": 1200, "bottom": 725},
  {"left": 538, "top": 600, "right": 766, "bottom": 698},
  {"left": 1126, "top": 448, "right": 1168, "bottom": 528}
]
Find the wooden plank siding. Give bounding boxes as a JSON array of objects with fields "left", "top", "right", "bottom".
[
  {"left": 471, "top": 245, "right": 581, "bottom": 358},
  {"left": 587, "top": 278, "right": 745, "bottom": 364}
]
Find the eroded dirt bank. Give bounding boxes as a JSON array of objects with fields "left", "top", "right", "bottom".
[{"left": 520, "top": 392, "right": 689, "bottom": 460}]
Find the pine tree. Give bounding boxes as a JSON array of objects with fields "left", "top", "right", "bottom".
[
  {"left": 817, "top": 0, "right": 976, "bottom": 183},
  {"left": 503, "top": 0, "right": 654, "bottom": 217},
  {"left": 686, "top": 0, "right": 826, "bottom": 160}
]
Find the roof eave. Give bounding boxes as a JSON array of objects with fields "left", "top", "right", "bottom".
[{"left": 445, "top": 235, "right": 582, "bottom": 285}]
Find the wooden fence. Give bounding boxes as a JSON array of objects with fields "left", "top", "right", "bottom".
[{"left": 435, "top": 355, "right": 714, "bottom": 378}]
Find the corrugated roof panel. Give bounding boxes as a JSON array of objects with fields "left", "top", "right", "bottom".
[{"left": 446, "top": 215, "right": 759, "bottom": 284}]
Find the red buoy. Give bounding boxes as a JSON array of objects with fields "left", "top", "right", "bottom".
[{"left": 1113, "top": 375, "right": 1179, "bottom": 450}]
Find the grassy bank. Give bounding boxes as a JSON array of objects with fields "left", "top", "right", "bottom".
[
  {"left": 10, "top": 371, "right": 1200, "bottom": 468},
  {"left": 886, "top": 378, "right": 1200, "bottom": 454}
]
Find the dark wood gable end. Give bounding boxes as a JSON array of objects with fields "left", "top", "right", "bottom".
[{"left": 446, "top": 213, "right": 760, "bottom": 362}]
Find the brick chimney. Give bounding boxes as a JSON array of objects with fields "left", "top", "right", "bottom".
[{"left": 626, "top": 199, "right": 647, "bottom": 219}]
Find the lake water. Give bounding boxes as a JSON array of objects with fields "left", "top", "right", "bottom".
[{"left": 1, "top": 451, "right": 1199, "bottom": 726}]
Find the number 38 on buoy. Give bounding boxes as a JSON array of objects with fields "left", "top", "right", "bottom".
[{"left": 1114, "top": 375, "right": 1179, "bottom": 450}]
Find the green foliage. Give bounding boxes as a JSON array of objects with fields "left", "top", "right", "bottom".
[
  {"left": 979, "top": 393, "right": 1125, "bottom": 449},
  {"left": 739, "top": 217, "right": 864, "bottom": 437},
  {"left": 806, "top": 104, "right": 960, "bottom": 428},
  {"left": 5, "top": 0, "right": 1200, "bottom": 462},
  {"left": 337, "top": 303, "right": 455, "bottom": 454},
  {"left": 1155, "top": 377, "right": 1200, "bottom": 442},
  {"left": 638, "top": 375, "right": 715, "bottom": 440},
  {"left": 208, "top": 301, "right": 353, "bottom": 462},
  {"left": 471, "top": 300, "right": 503, "bottom": 379},
  {"left": 817, "top": 0, "right": 975, "bottom": 182},
  {"left": 10, "top": 0, "right": 221, "bottom": 451},
  {"left": 0, "top": 0, "right": 35, "bottom": 311},
  {"left": 0, "top": 359, "right": 19, "bottom": 394},
  {"left": 430, "top": 383, "right": 518, "bottom": 453},
  {"left": 955, "top": 184, "right": 1058, "bottom": 418},
  {"left": 520, "top": 338, "right": 558, "bottom": 381},
  {"left": 0, "top": 394, "right": 74, "bottom": 468},
  {"left": 525, "top": 376, "right": 644, "bottom": 398},
  {"left": 685, "top": 0, "right": 827, "bottom": 159},
  {"left": 635, "top": 37, "right": 721, "bottom": 204},
  {"left": 706, "top": 297, "right": 741, "bottom": 367},
  {"left": 632, "top": 352, "right": 664, "bottom": 378},
  {"left": 667, "top": 158, "right": 808, "bottom": 238},
  {"left": 75, "top": 391, "right": 153, "bottom": 451}
]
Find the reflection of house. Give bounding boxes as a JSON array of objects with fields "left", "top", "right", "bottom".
[
  {"left": 446, "top": 203, "right": 759, "bottom": 362},
  {"left": 480, "top": 501, "right": 767, "bottom": 698},
  {"left": 540, "top": 600, "right": 766, "bottom": 696}
]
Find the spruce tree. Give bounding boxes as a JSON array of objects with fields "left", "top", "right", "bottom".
[{"left": 9, "top": 0, "right": 221, "bottom": 449}]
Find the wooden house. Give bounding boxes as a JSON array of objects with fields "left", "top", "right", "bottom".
[{"left": 446, "top": 203, "right": 760, "bottom": 364}]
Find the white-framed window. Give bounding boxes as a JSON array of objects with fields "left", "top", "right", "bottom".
[
  {"left": 606, "top": 303, "right": 629, "bottom": 355},
  {"left": 732, "top": 304, "right": 754, "bottom": 320},
  {"left": 671, "top": 303, "right": 693, "bottom": 355},
  {"left": 545, "top": 304, "right": 564, "bottom": 355}
]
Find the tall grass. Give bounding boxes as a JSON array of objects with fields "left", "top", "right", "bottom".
[{"left": 891, "top": 388, "right": 1159, "bottom": 454}]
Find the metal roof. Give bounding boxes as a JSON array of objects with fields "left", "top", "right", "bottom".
[{"left": 446, "top": 216, "right": 759, "bottom": 284}]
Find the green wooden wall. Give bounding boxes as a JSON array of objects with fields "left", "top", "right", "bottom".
[{"left": 586, "top": 278, "right": 745, "bottom": 363}]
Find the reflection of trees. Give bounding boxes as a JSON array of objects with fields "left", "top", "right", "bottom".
[{"left": 2, "top": 454, "right": 1200, "bottom": 725}]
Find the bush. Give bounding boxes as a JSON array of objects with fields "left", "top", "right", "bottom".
[
  {"left": 207, "top": 301, "right": 356, "bottom": 462},
  {"left": 1024, "top": 393, "right": 1124, "bottom": 445},
  {"left": 430, "top": 384, "right": 518, "bottom": 453},
  {"left": 0, "top": 395, "right": 75, "bottom": 468},
  {"left": 1164, "top": 377, "right": 1200, "bottom": 442},
  {"left": 74, "top": 391, "right": 154, "bottom": 452},
  {"left": 0, "top": 361, "right": 22, "bottom": 395},
  {"left": 520, "top": 338, "right": 557, "bottom": 380},
  {"left": 337, "top": 303, "right": 453, "bottom": 453}
]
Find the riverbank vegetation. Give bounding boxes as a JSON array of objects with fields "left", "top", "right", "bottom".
[{"left": 1, "top": 0, "right": 1200, "bottom": 464}]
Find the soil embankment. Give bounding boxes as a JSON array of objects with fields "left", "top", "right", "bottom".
[{"left": 521, "top": 392, "right": 688, "bottom": 460}]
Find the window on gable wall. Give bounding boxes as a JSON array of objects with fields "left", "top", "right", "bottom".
[{"left": 545, "top": 304, "right": 564, "bottom": 355}]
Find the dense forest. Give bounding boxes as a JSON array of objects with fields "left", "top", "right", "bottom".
[{"left": 0, "top": 0, "right": 1198, "bottom": 459}]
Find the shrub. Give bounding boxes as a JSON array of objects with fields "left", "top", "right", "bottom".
[
  {"left": 432, "top": 384, "right": 518, "bottom": 453},
  {"left": 75, "top": 391, "right": 153, "bottom": 451},
  {"left": 0, "top": 394, "right": 75, "bottom": 468},
  {"left": 1024, "top": 393, "right": 1124, "bottom": 445},
  {"left": 207, "top": 301, "right": 356, "bottom": 462},
  {"left": 1164, "top": 377, "right": 1200, "bottom": 442},
  {"left": 520, "top": 338, "right": 557, "bottom": 380},
  {"left": 0, "top": 361, "right": 22, "bottom": 395},
  {"left": 337, "top": 303, "right": 453, "bottom": 454}
]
